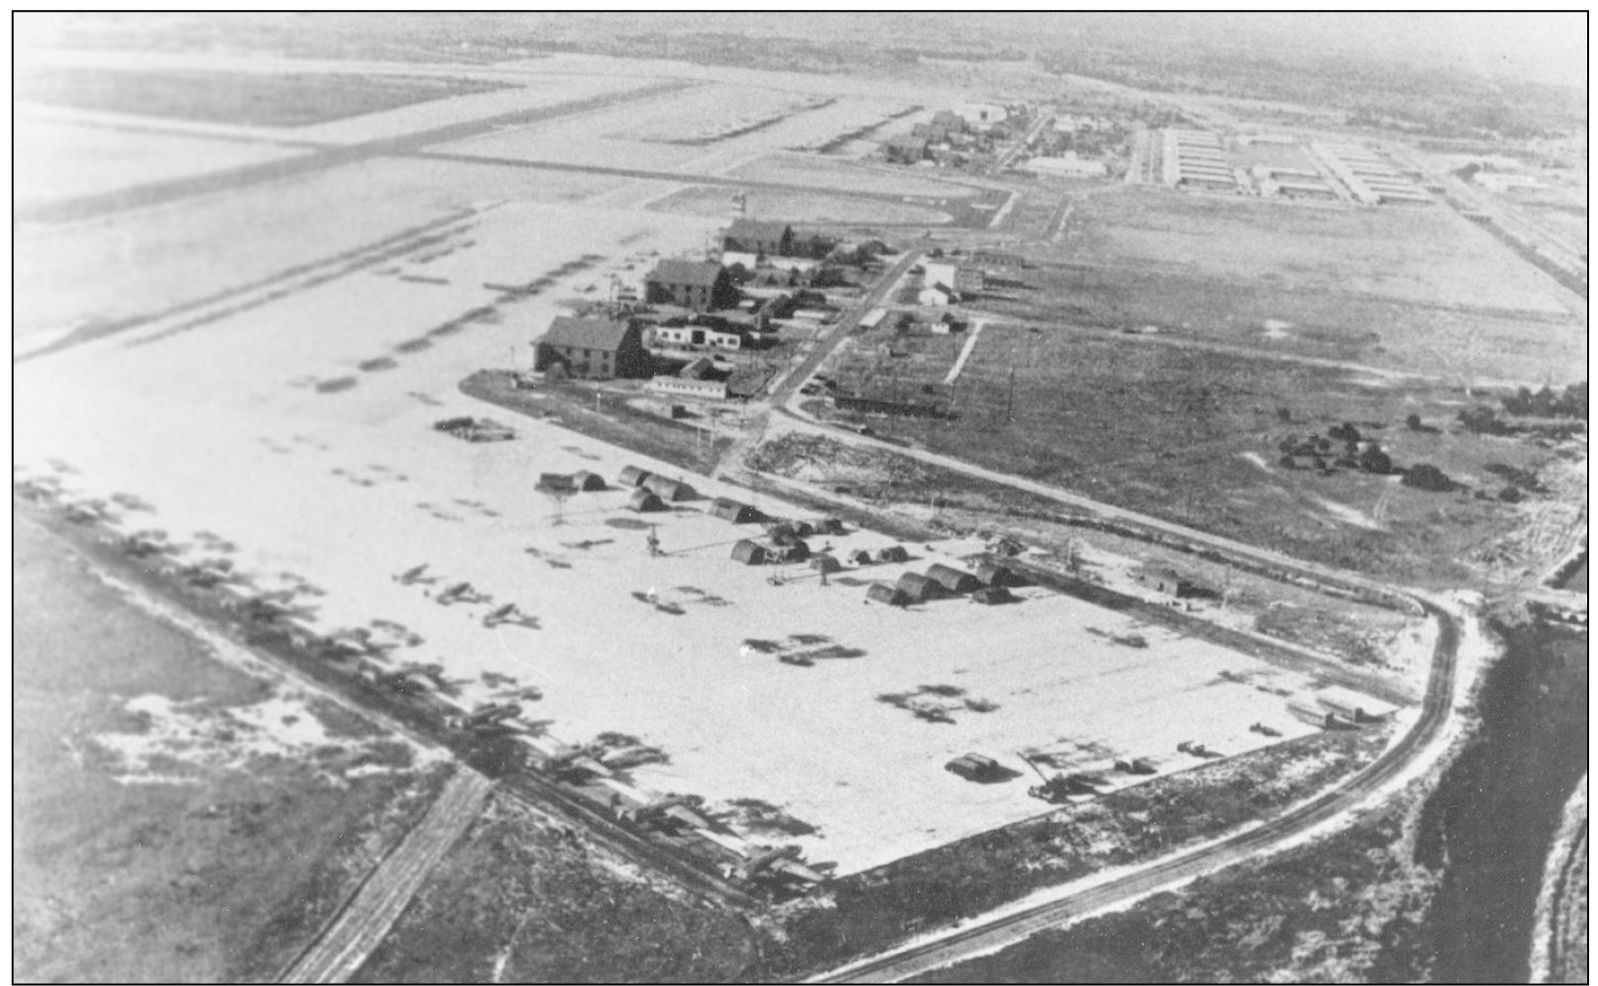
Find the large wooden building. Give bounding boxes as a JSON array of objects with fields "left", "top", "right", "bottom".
[
  {"left": 645, "top": 259, "right": 739, "bottom": 312},
  {"left": 533, "top": 316, "right": 649, "bottom": 379}
]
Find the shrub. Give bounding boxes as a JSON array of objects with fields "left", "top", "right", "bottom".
[{"left": 1402, "top": 463, "right": 1456, "bottom": 492}]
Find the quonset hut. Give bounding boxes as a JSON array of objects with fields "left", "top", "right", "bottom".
[
  {"left": 628, "top": 489, "right": 666, "bottom": 513},
  {"left": 896, "top": 572, "right": 944, "bottom": 603},
  {"left": 643, "top": 474, "right": 696, "bottom": 502},
  {"left": 618, "top": 465, "right": 653, "bottom": 488},
  {"left": 711, "top": 497, "right": 761, "bottom": 524},
  {"left": 731, "top": 539, "right": 768, "bottom": 565},
  {"left": 925, "top": 563, "right": 980, "bottom": 594}
]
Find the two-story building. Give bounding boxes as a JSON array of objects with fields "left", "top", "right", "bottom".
[
  {"left": 533, "top": 316, "right": 649, "bottom": 379},
  {"left": 644, "top": 259, "right": 739, "bottom": 312}
]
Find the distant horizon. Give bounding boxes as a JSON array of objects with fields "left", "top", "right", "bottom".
[{"left": 14, "top": 11, "right": 1589, "bottom": 94}]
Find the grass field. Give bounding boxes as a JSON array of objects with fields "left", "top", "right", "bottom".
[
  {"left": 914, "top": 794, "right": 1432, "bottom": 984},
  {"left": 13, "top": 519, "right": 449, "bottom": 982},
  {"left": 1057, "top": 185, "right": 1567, "bottom": 315},
  {"left": 983, "top": 256, "right": 1584, "bottom": 386},
  {"left": 818, "top": 321, "right": 1566, "bottom": 585},
  {"left": 15, "top": 66, "right": 508, "bottom": 126},
  {"left": 352, "top": 793, "right": 759, "bottom": 983}
]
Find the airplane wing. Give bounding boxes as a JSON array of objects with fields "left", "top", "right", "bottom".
[
  {"left": 665, "top": 804, "right": 711, "bottom": 829},
  {"left": 567, "top": 755, "right": 612, "bottom": 778},
  {"left": 770, "top": 858, "right": 825, "bottom": 883}
]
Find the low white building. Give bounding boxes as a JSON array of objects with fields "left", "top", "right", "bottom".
[
  {"left": 1024, "top": 154, "right": 1109, "bottom": 179},
  {"left": 918, "top": 283, "right": 955, "bottom": 307},
  {"left": 648, "top": 376, "right": 727, "bottom": 400}
]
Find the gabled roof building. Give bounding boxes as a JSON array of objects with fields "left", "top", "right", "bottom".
[{"left": 533, "top": 316, "right": 649, "bottom": 379}]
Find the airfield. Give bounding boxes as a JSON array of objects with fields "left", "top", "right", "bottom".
[{"left": 17, "top": 47, "right": 1440, "bottom": 879}]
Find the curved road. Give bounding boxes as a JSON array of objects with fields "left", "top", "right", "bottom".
[{"left": 811, "top": 596, "right": 1460, "bottom": 983}]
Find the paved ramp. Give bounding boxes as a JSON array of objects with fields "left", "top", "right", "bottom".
[{"left": 280, "top": 769, "right": 494, "bottom": 984}]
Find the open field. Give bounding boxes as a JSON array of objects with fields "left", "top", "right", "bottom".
[
  {"left": 985, "top": 255, "right": 1585, "bottom": 386},
  {"left": 16, "top": 64, "right": 509, "bottom": 126},
  {"left": 817, "top": 320, "right": 1571, "bottom": 586},
  {"left": 13, "top": 518, "right": 450, "bottom": 982},
  {"left": 730, "top": 152, "right": 987, "bottom": 199},
  {"left": 352, "top": 793, "right": 759, "bottom": 983},
  {"left": 1053, "top": 185, "right": 1574, "bottom": 314},
  {"left": 14, "top": 117, "right": 312, "bottom": 210},
  {"left": 916, "top": 791, "right": 1433, "bottom": 983},
  {"left": 649, "top": 184, "right": 955, "bottom": 225},
  {"left": 14, "top": 157, "right": 630, "bottom": 347}
]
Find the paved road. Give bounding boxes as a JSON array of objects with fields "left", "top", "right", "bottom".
[
  {"left": 280, "top": 768, "right": 495, "bottom": 984},
  {"left": 16, "top": 80, "right": 698, "bottom": 225},
  {"left": 810, "top": 595, "right": 1460, "bottom": 983}
]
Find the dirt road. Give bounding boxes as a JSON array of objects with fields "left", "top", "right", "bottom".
[{"left": 279, "top": 768, "right": 495, "bottom": 984}]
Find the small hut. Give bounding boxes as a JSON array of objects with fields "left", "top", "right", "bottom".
[
  {"left": 896, "top": 571, "right": 944, "bottom": 603},
  {"left": 792, "top": 520, "right": 817, "bottom": 538},
  {"left": 971, "top": 585, "right": 1015, "bottom": 605},
  {"left": 767, "top": 521, "right": 800, "bottom": 545},
  {"left": 774, "top": 540, "right": 811, "bottom": 563},
  {"left": 974, "top": 559, "right": 1024, "bottom": 587},
  {"left": 644, "top": 474, "right": 696, "bottom": 502},
  {"left": 628, "top": 489, "right": 666, "bottom": 512},
  {"left": 876, "top": 544, "right": 910, "bottom": 563},
  {"left": 618, "top": 465, "right": 653, "bottom": 487},
  {"left": 848, "top": 549, "right": 874, "bottom": 566},
  {"left": 730, "top": 539, "right": 767, "bottom": 565},
  {"left": 926, "top": 563, "right": 980, "bottom": 594},
  {"left": 572, "top": 470, "right": 607, "bottom": 492},
  {"left": 866, "top": 582, "right": 907, "bottom": 606},
  {"left": 811, "top": 555, "right": 843, "bottom": 575},
  {"left": 538, "top": 472, "right": 577, "bottom": 493},
  {"left": 816, "top": 517, "right": 846, "bottom": 535},
  {"left": 711, "top": 497, "right": 760, "bottom": 523}
]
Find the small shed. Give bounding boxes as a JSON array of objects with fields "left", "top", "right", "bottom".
[
  {"left": 866, "top": 582, "right": 907, "bottom": 606},
  {"left": 538, "top": 472, "right": 577, "bottom": 493},
  {"left": 810, "top": 555, "right": 843, "bottom": 575},
  {"left": 618, "top": 465, "right": 653, "bottom": 488},
  {"left": 792, "top": 520, "right": 817, "bottom": 538},
  {"left": 643, "top": 474, "right": 696, "bottom": 502},
  {"left": 974, "top": 559, "right": 1024, "bottom": 587},
  {"left": 711, "top": 497, "right": 760, "bottom": 524},
  {"left": 848, "top": 549, "right": 874, "bottom": 566},
  {"left": 876, "top": 545, "right": 910, "bottom": 563},
  {"left": 730, "top": 539, "right": 768, "bottom": 565},
  {"left": 628, "top": 489, "right": 666, "bottom": 513},
  {"left": 774, "top": 540, "right": 812, "bottom": 563},
  {"left": 926, "top": 563, "right": 980, "bottom": 594},
  {"left": 572, "top": 470, "right": 607, "bottom": 492},
  {"left": 767, "top": 521, "right": 800, "bottom": 545},
  {"left": 1316, "top": 686, "right": 1399, "bottom": 723},
  {"left": 816, "top": 517, "right": 846, "bottom": 535},
  {"left": 896, "top": 571, "right": 944, "bottom": 603},
  {"left": 971, "top": 585, "right": 1015, "bottom": 605}
]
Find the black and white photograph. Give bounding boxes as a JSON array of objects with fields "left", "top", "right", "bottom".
[{"left": 11, "top": 11, "right": 1589, "bottom": 984}]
